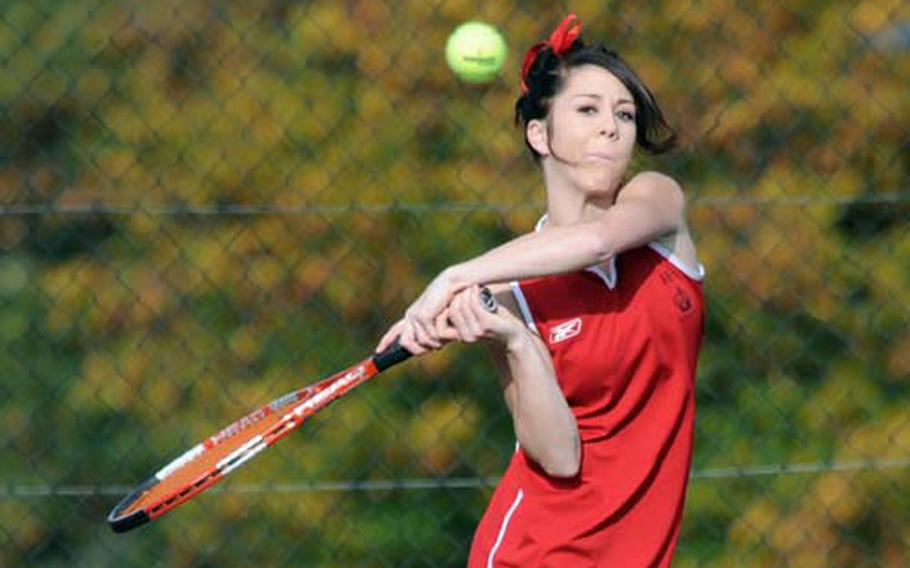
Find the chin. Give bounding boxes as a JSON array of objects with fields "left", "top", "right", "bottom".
[{"left": 576, "top": 171, "right": 622, "bottom": 196}]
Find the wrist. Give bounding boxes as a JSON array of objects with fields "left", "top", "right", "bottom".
[
  {"left": 504, "top": 328, "right": 533, "bottom": 354},
  {"left": 441, "top": 263, "right": 472, "bottom": 291}
]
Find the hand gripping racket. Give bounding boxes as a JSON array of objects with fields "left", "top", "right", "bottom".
[{"left": 107, "top": 286, "right": 497, "bottom": 533}]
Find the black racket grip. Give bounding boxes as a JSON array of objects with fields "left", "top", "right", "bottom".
[{"left": 373, "top": 340, "right": 412, "bottom": 372}]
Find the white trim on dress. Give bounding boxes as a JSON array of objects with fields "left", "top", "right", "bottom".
[
  {"left": 647, "top": 241, "right": 706, "bottom": 281},
  {"left": 531, "top": 213, "right": 706, "bottom": 289},
  {"left": 486, "top": 488, "right": 524, "bottom": 568},
  {"left": 510, "top": 281, "right": 540, "bottom": 335},
  {"left": 585, "top": 259, "right": 617, "bottom": 289}
]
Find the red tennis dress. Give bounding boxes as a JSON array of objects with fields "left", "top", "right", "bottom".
[{"left": 467, "top": 242, "right": 705, "bottom": 568}]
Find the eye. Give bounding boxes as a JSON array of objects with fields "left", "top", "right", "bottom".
[
  {"left": 577, "top": 105, "right": 598, "bottom": 115},
  {"left": 617, "top": 110, "right": 636, "bottom": 122}
]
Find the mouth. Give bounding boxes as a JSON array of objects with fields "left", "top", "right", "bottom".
[{"left": 583, "top": 153, "right": 614, "bottom": 163}]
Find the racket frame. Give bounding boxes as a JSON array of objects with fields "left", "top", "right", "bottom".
[
  {"left": 107, "top": 345, "right": 408, "bottom": 532},
  {"left": 107, "top": 286, "right": 495, "bottom": 532}
]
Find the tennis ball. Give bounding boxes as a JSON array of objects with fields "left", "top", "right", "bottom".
[{"left": 445, "top": 21, "right": 507, "bottom": 83}]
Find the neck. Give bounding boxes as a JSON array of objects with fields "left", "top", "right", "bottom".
[{"left": 541, "top": 164, "right": 620, "bottom": 227}]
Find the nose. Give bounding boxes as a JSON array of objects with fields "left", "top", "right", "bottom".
[{"left": 599, "top": 116, "right": 619, "bottom": 139}]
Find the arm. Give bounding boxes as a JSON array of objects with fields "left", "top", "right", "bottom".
[
  {"left": 375, "top": 171, "right": 686, "bottom": 353},
  {"left": 448, "top": 171, "right": 686, "bottom": 287},
  {"left": 446, "top": 285, "right": 580, "bottom": 478}
]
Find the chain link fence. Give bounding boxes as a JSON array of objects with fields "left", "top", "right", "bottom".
[{"left": 1, "top": 1, "right": 908, "bottom": 566}]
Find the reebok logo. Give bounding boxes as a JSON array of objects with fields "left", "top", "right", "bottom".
[{"left": 550, "top": 318, "right": 582, "bottom": 344}]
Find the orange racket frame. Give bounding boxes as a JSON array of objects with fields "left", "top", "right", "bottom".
[
  {"left": 107, "top": 343, "right": 410, "bottom": 532},
  {"left": 108, "top": 287, "right": 496, "bottom": 532}
]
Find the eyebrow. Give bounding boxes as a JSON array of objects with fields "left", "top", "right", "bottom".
[{"left": 572, "top": 94, "right": 635, "bottom": 106}]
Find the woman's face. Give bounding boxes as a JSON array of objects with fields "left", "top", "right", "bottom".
[{"left": 535, "top": 64, "right": 637, "bottom": 194}]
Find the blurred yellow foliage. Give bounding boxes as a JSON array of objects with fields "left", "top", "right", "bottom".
[{"left": 0, "top": 0, "right": 907, "bottom": 566}]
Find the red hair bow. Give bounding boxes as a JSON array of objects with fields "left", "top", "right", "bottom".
[{"left": 520, "top": 14, "right": 583, "bottom": 94}]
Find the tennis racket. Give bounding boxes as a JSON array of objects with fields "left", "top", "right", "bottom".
[{"left": 107, "top": 286, "right": 497, "bottom": 533}]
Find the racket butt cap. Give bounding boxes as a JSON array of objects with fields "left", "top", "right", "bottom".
[
  {"left": 108, "top": 509, "right": 150, "bottom": 533},
  {"left": 107, "top": 476, "right": 157, "bottom": 533}
]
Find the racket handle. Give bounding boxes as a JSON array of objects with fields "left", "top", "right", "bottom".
[{"left": 373, "top": 340, "right": 412, "bottom": 371}]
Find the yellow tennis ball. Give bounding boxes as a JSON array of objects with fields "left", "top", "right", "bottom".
[{"left": 445, "top": 21, "right": 507, "bottom": 83}]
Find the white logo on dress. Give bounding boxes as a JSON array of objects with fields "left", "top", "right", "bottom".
[{"left": 550, "top": 318, "right": 582, "bottom": 344}]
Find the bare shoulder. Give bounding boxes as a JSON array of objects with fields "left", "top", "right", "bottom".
[
  {"left": 620, "top": 172, "right": 700, "bottom": 269},
  {"left": 620, "top": 171, "right": 686, "bottom": 206},
  {"left": 614, "top": 170, "right": 688, "bottom": 236}
]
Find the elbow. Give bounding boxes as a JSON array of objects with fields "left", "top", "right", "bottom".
[
  {"left": 590, "top": 225, "right": 615, "bottom": 264},
  {"left": 540, "top": 438, "right": 581, "bottom": 479},
  {"left": 542, "top": 459, "right": 580, "bottom": 479}
]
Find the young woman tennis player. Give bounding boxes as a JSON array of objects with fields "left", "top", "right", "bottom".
[{"left": 378, "top": 14, "right": 705, "bottom": 567}]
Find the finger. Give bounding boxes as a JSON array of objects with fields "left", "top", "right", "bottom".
[
  {"left": 460, "top": 287, "right": 486, "bottom": 340},
  {"left": 407, "top": 311, "right": 438, "bottom": 350},
  {"left": 448, "top": 291, "right": 477, "bottom": 343},
  {"left": 399, "top": 324, "right": 428, "bottom": 356},
  {"left": 469, "top": 287, "right": 522, "bottom": 344},
  {"left": 434, "top": 309, "right": 451, "bottom": 341},
  {"left": 415, "top": 305, "right": 443, "bottom": 349},
  {"left": 437, "top": 308, "right": 462, "bottom": 342},
  {"left": 376, "top": 320, "right": 405, "bottom": 353},
  {"left": 421, "top": 308, "right": 442, "bottom": 346}
]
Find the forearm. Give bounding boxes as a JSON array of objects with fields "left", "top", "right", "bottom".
[
  {"left": 443, "top": 174, "right": 685, "bottom": 290},
  {"left": 504, "top": 332, "right": 581, "bottom": 478},
  {"left": 446, "top": 223, "right": 608, "bottom": 289}
]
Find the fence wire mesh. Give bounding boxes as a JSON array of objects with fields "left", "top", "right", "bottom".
[{"left": 1, "top": 0, "right": 908, "bottom": 567}]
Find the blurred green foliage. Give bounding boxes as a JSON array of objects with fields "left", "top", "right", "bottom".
[{"left": 1, "top": 0, "right": 908, "bottom": 566}]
